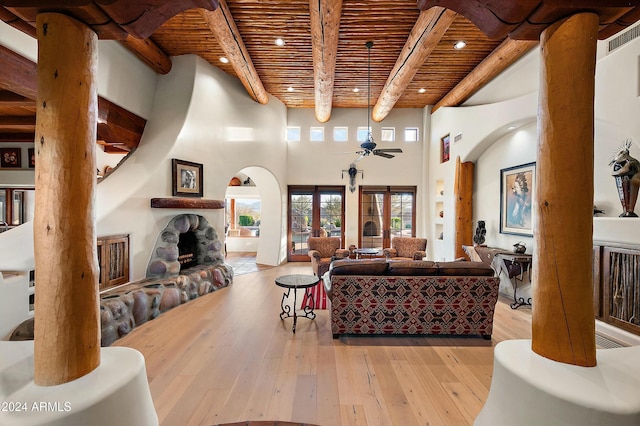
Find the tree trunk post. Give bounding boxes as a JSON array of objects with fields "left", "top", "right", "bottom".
[
  {"left": 532, "top": 12, "right": 598, "bottom": 367},
  {"left": 33, "top": 13, "right": 100, "bottom": 385},
  {"left": 454, "top": 156, "right": 474, "bottom": 259}
]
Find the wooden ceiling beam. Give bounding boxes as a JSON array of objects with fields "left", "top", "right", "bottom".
[
  {"left": 1, "top": 8, "right": 172, "bottom": 75},
  {"left": 372, "top": 7, "right": 457, "bottom": 122},
  {"left": 432, "top": 38, "right": 539, "bottom": 112},
  {"left": 119, "top": 34, "right": 172, "bottom": 75},
  {"left": 309, "top": 0, "right": 343, "bottom": 123},
  {"left": 199, "top": 1, "right": 269, "bottom": 104},
  {"left": 97, "top": 97, "right": 147, "bottom": 151},
  {"left": 0, "top": 132, "right": 35, "bottom": 142},
  {"left": 0, "top": 91, "right": 36, "bottom": 107},
  {"left": 2, "top": 1, "right": 218, "bottom": 39},
  {"left": 0, "top": 115, "right": 35, "bottom": 130},
  {"left": 0, "top": 45, "right": 37, "bottom": 100}
]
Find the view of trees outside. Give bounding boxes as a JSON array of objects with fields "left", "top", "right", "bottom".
[
  {"left": 391, "top": 192, "right": 413, "bottom": 238},
  {"left": 227, "top": 198, "right": 261, "bottom": 236},
  {"left": 290, "top": 192, "right": 343, "bottom": 255},
  {"left": 291, "top": 194, "right": 312, "bottom": 254},
  {"left": 320, "top": 193, "right": 342, "bottom": 238}
]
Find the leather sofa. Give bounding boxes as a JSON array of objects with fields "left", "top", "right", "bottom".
[{"left": 323, "top": 258, "right": 500, "bottom": 339}]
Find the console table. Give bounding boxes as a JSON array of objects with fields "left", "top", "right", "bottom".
[{"left": 493, "top": 253, "right": 533, "bottom": 309}]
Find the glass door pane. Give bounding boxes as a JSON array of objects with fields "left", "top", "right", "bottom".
[
  {"left": 390, "top": 192, "right": 414, "bottom": 239},
  {"left": 319, "top": 192, "right": 343, "bottom": 242},
  {"left": 360, "top": 191, "right": 384, "bottom": 250},
  {"left": 12, "top": 190, "right": 24, "bottom": 225},
  {"left": 0, "top": 191, "right": 5, "bottom": 224},
  {"left": 290, "top": 193, "right": 313, "bottom": 259}
]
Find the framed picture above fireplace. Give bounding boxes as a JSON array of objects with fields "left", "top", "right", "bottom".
[{"left": 172, "top": 158, "right": 203, "bottom": 197}]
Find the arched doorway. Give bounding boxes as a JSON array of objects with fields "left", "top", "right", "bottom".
[{"left": 224, "top": 166, "right": 284, "bottom": 266}]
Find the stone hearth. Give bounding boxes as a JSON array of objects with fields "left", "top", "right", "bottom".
[{"left": 10, "top": 214, "right": 234, "bottom": 346}]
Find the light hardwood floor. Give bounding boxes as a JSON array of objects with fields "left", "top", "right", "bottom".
[{"left": 115, "top": 262, "right": 533, "bottom": 426}]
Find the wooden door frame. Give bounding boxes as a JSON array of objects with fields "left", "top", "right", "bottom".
[
  {"left": 287, "top": 185, "right": 346, "bottom": 262},
  {"left": 358, "top": 186, "right": 416, "bottom": 249}
]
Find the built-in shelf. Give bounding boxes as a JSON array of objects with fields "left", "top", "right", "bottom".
[{"left": 150, "top": 198, "right": 226, "bottom": 209}]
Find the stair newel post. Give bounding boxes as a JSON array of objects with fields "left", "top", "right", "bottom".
[
  {"left": 33, "top": 13, "right": 101, "bottom": 385},
  {"left": 532, "top": 12, "right": 598, "bottom": 367}
]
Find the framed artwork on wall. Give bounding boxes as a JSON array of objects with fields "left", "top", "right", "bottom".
[
  {"left": 500, "top": 162, "right": 536, "bottom": 236},
  {"left": 440, "top": 134, "right": 450, "bottom": 163},
  {"left": 0, "top": 147, "right": 21, "bottom": 168},
  {"left": 172, "top": 158, "right": 203, "bottom": 197},
  {"left": 28, "top": 148, "right": 35, "bottom": 168}
]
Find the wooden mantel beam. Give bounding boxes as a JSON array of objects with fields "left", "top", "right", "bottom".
[
  {"left": 309, "top": 0, "right": 343, "bottom": 123},
  {"left": 199, "top": 1, "right": 269, "bottom": 104},
  {"left": 372, "top": 7, "right": 457, "bottom": 122},
  {"left": 433, "top": 38, "right": 538, "bottom": 113}
]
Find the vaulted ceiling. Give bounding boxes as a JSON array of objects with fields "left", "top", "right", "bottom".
[{"left": 1, "top": 1, "right": 640, "bottom": 151}]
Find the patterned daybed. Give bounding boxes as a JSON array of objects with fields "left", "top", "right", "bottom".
[{"left": 324, "top": 258, "right": 500, "bottom": 339}]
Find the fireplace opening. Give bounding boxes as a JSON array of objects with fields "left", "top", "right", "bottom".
[
  {"left": 363, "top": 221, "right": 378, "bottom": 236},
  {"left": 178, "top": 231, "right": 199, "bottom": 270}
]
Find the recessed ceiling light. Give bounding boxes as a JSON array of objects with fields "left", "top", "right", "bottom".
[
  {"left": 275, "top": 38, "right": 285, "bottom": 46},
  {"left": 418, "top": 88, "right": 426, "bottom": 93},
  {"left": 353, "top": 88, "right": 360, "bottom": 93},
  {"left": 219, "top": 57, "right": 229, "bottom": 64},
  {"left": 454, "top": 40, "right": 467, "bottom": 50},
  {"left": 287, "top": 86, "right": 295, "bottom": 92}
]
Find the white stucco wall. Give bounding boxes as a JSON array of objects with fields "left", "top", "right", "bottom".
[
  {"left": 286, "top": 107, "right": 425, "bottom": 249},
  {"left": 97, "top": 55, "right": 288, "bottom": 279},
  {"left": 428, "top": 33, "right": 640, "bottom": 262}
]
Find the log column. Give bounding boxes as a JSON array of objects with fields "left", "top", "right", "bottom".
[
  {"left": 532, "top": 13, "right": 598, "bottom": 366},
  {"left": 34, "top": 13, "right": 100, "bottom": 385},
  {"left": 454, "top": 156, "right": 474, "bottom": 259}
]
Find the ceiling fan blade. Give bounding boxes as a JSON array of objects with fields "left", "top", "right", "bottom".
[
  {"left": 353, "top": 154, "right": 366, "bottom": 163},
  {"left": 374, "top": 151, "right": 394, "bottom": 159},
  {"left": 374, "top": 148, "right": 403, "bottom": 153}
]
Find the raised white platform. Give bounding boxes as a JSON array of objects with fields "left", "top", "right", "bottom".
[
  {"left": 0, "top": 341, "right": 157, "bottom": 426},
  {"left": 475, "top": 339, "right": 640, "bottom": 426}
]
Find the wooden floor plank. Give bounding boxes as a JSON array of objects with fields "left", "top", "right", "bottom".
[{"left": 115, "top": 262, "right": 534, "bottom": 425}]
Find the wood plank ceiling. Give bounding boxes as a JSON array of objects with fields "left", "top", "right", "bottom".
[{"left": 2, "top": 1, "right": 640, "bottom": 147}]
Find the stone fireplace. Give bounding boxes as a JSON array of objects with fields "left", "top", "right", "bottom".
[
  {"left": 146, "top": 214, "right": 226, "bottom": 279},
  {"left": 11, "top": 217, "right": 235, "bottom": 347}
]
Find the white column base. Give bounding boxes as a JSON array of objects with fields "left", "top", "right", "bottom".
[
  {"left": 0, "top": 341, "right": 157, "bottom": 426},
  {"left": 475, "top": 339, "right": 640, "bottom": 426}
]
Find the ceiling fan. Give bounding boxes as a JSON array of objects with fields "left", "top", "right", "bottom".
[{"left": 340, "top": 41, "right": 402, "bottom": 162}]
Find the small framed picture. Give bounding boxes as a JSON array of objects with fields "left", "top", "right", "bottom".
[
  {"left": 172, "top": 158, "right": 203, "bottom": 197},
  {"left": 500, "top": 162, "right": 536, "bottom": 236},
  {"left": 28, "top": 148, "right": 35, "bottom": 168},
  {"left": 440, "top": 134, "right": 450, "bottom": 163},
  {"left": 0, "top": 147, "right": 22, "bottom": 168}
]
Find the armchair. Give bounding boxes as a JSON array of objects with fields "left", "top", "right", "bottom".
[
  {"left": 307, "top": 237, "right": 350, "bottom": 277},
  {"left": 383, "top": 237, "right": 427, "bottom": 261}
]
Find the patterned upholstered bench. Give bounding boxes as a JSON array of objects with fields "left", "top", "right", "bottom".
[{"left": 324, "top": 258, "right": 500, "bottom": 339}]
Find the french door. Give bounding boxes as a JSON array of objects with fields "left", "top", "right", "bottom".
[
  {"left": 359, "top": 186, "right": 416, "bottom": 250},
  {"left": 288, "top": 186, "right": 345, "bottom": 262}
]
